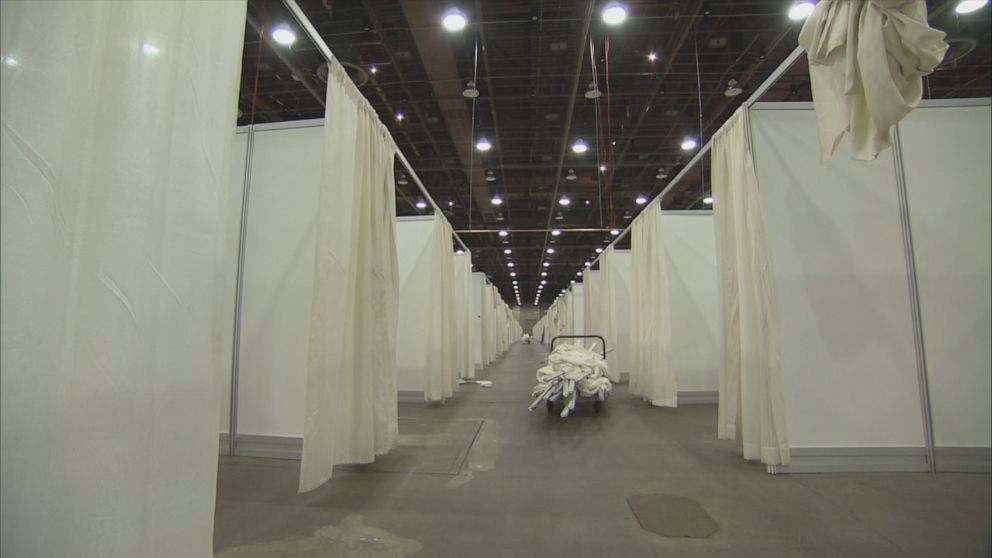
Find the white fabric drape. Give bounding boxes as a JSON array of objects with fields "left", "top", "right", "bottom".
[
  {"left": 711, "top": 107, "right": 790, "bottom": 466},
  {"left": 454, "top": 253, "right": 474, "bottom": 379},
  {"left": 583, "top": 269, "right": 599, "bottom": 336},
  {"left": 300, "top": 60, "right": 400, "bottom": 491},
  {"left": 0, "top": 1, "right": 245, "bottom": 555},
  {"left": 597, "top": 248, "right": 621, "bottom": 382},
  {"left": 630, "top": 201, "right": 677, "bottom": 407},
  {"left": 797, "top": 0, "right": 947, "bottom": 161},
  {"left": 425, "top": 217, "right": 459, "bottom": 402}
]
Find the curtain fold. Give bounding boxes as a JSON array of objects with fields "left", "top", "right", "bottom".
[
  {"left": 0, "top": 1, "right": 246, "bottom": 555},
  {"left": 454, "top": 253, "right": 474, "bottom": 379},
  {"left": 597, "top": 248, "right": 621, "bottom": 382},
  {"left": 711, "top": 107, "right": 790, "bottom": 466},
  {"left": 300, "top": 59, "right": 400, "bottom": 492},
  {"left": 630, "top": 200, "right": 677, "bottom": 407},
  {"left": 425, "top": 217, "right": 459, "bottom": 402},
  {"left": 797, "top": 0, "right": 947, "bottom": 161}
]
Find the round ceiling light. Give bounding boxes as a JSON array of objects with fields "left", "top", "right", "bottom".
[
  {"left": 271, "top": 25, "right": 296, "bottom": 46},
  {"left": 788, "top": 1, "right": 815, "bottom": 20},
  {"left": 610, "top": 228, "right": 620, "bottom": 236},
  {"left": 956, "top": 0, "right": 990, "bottom": 12},
  {"left": 571, "top": 139, "right": 589, "bottom": 154},
  {"left": 703, "top": 195, "right": 714, "bottom": 205},
  {"left": 681, "top": 138, "right": 698, "bottom": 151},
  {"left": 635, "top": 194, "right": 648, "bottom": 205},
  {"left": 491, "top": 195, "right": 503, "bottom": 206},
  {"left": 462, "top": 80, "right": 480, "bottom": 98},
  {"left": 584, "top": 81, "right": 602, "bottom": 99},
  {"left": 415, "top": 199, "right": 428, "bottom": 209},
  {"left": 504, "top": 248, "right": 512, "bottom": 254},
  {"left": 442, "top": 9, "right": 468, "bottom": 31},
  {"left": 476, "top": 138, "right": 492, "bottom": 151},
  {"left": 551, "top": 229, "right": 561, "bottom": 236},
  {"left": 566, "top": 169, "right": 577, "bottom": 181},
  {"left": 595, "top": 247, "right": 603, "bottom": 254},
  {"left": 558, "top": 196, "right": 571, "bottom": 206},
  {"left": 602, "top": 3, "right": 628, "bottom": 25},
  {"left": 498, "top": 229, "right": 508, "bottom": 237}
]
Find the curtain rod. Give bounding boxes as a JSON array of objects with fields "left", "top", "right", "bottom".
[
  {"left": 282, "top": 0, "right": 470, "bottom": 255},
  {"left": 585, "top": 45, "right": 806, "bottom": 270}
]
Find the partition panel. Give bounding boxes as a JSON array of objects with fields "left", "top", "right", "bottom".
[
  {"left": 612, "top": 251, "right": 634, "bottom": 379},
  {"left": 395, "top": 217, "right": 436, "bottom": 394}
]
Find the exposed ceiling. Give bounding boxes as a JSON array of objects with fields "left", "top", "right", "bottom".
[{"left": 238, "top": 0, "right": 992, "bottom": 306}]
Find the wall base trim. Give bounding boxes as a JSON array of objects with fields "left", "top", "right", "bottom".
[
  {"left": 766, "top": 447, "right": 929, "bottom": 474},
  {"left": 678, "top": 390, "right": 718, "bottom": 405},
  {"left": 220, "top": 434, "right": 303, "bottom": 460},
  {"left": 935, "top": 447, "right": 991, "bottom": 473}
]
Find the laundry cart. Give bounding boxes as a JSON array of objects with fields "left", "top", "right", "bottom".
[{"left": 529, "top": 335, "right": 612, "bottom": 417}]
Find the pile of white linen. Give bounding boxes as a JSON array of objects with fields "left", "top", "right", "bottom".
[{"left": 529, "top": 343, "right": 612, "bottom": 418}]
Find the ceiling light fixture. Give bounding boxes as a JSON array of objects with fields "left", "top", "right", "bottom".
[
  {"left": 566, "top": 169, "right": 578, "bottom": 181},
  {"left": 507, "top": 262, "right": 514, "bottom": 268},
  {"left": 584, "top": 81, "right": 602, "bottom": 99},
  {"left": 635, "top": 194, "right": 648, "bottom": 205},
  {"left": 584, "top": 261, "right": 591, "bottom": 267},
  {"left": 541, "top": 280, "right": 547, "bottom": 285},
  {"left": 456, "top": 249, "right": 465, "bottom": 255},
  {"left": 788, "top": 1, "right": 816, "bottom": 20},
  {"left": 595, "top": 247, "right": 603, "bottom": 254},
  {"left": 559, "top": 196, "right": 571, "bottom": 206},
  {"left": 551, "top": 229, "right": 561, "bottom": 236},
  {"left": 571, "top": 280, "right": 576, "bottom": 284},
  {"left": 271, "top": 25, "right": 296, "bottom": 46},
  {"left": 504, "top": 248, "right": 512, "bottom": 254},
  {"left": 610, "top": 228, "right": 620, "bottom": 236},
  {"left": 397, "top": 173, "right": 408, "bottom": 185},
  {"left": 541, "top": 272, "right": 548, "bottom": 277},
  {"left": 577, "top": 271, "right": 583, "bottom": 277},
  {"left": 510, "top": 271, "right": 517, "bottom": 277},
  {"left": 703, "top": 195, "right": 714, "bottom": 205},
  {"left": 599, "top": 164, "right": 607, "bottom": 172},
  {"left": 547, "top": 248, "right": 555, "bottom": 254},
  {"left": 681, "top": 138, "right": 698, "bottom": 151},
  {"left": 956, "top": 0, "right": 989, "bottom": 12},
  {"left": 543, "top": 262, "right": 550, "bottom": 267},
  {"left": 395, "top": 112, "right": 405, "bottom": 122},
  {"left": 491, "top": 194, "right": 503, "bottom": 206},
  {"left": 476, "top": 138, "right": 492, "bottom": 151},
  {"left": 462, "top": 80, "right": 480, "bottom": 98},
  {"left": 369, "top": 65, "right": 378, "bottom": 74},
  {"left": 724, "top": 79, "right": 743, "bottom": 97},
  {"left": 448, "top": 200, "right": 454, "bottom": 207},
  {"left": 601, "top": 2, "right": 628, "bottom": 25},
  {"left": 498, "top": 229, "right": 508, "bottom": 237},
  {"left": 571, "top": 139, "right": 589, "bottom": 154},
  {"left": 485, "top": 170, "right": 497, "bottom": 182},
  {"left": 655, "top": 167, "right": 668, "bottom": 179},
  {"left": 647, "top": 51, "right": 658, "bottom": 62},
  {"left": 415, "top": 199, "right": 428, "bottom": 209},
  {"left": 442, "top": 8, "right": 468, "bottom": 31}
]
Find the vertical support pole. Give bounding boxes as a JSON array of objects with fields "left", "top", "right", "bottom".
[
  {"left": 891, "top": 126, "right": 936, "bottom": 473},
  {"left": 228, "top": 125, "right": 256, "bottom": 456}
]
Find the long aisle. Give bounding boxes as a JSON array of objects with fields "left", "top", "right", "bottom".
[{"left": 214, "top": 342, "right": 991, "bottom": 557}]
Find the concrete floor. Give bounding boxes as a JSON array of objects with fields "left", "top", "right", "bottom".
[{"left": 214, "top": 342, "right": 991, "bottom": 557}]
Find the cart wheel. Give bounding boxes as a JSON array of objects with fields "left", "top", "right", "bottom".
[
  {"left": 546, "top": 400, "right": 555, "bottom": 414},
  {"left": 593, "top": 400, "right": 602, "bottom": 413}
]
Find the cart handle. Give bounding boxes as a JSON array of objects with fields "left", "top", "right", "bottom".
[{"left": 550, "top": 335, "right": 607, "bottom": 359}]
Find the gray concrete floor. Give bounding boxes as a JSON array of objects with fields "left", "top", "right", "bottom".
[{"left": 214, "top": 342, "right": 992, "bottom": 557}]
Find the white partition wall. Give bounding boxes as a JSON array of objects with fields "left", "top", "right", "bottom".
[
  {"left": 570, "top": 284, "right": 586, "bottom": 338},
  {"left": 898, "top": 103, "right": 992, "bottom": 469},
  {"left": 662, "top": 214, "right": 721, "bottom": 399},
  {"left": 472, "top": 272, "right": 486, "bottom": 367},
  {"left": 395, "top": 217, "right": 437, "bottom": 396},
  {"left": 747, "top": 100, "right": 992, "bottom": 473},
  {"left": 612, "top": 251, "right": 634, "bottom": 380}
]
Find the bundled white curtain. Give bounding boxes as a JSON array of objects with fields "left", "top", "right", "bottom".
[
  {"left": 300, "top": 60, "right": 400, "bottom": 491},
  {"left": 0, "top": 1, "right": 245, "bottom": 555},
  {"left": 597, "top": 248, "right": 621, "bottom": 382},
  {"left": 797, "top": 0, "right": 947, "bottom": 161},
  {"left": 425, "top": 217, "right": 459, "bottom": 402},
  {"left": 454, "top": 253, "right": 475, "bottom": 379},
  {"left": 630, "top": 200, "right": 677, "bottom": 407},
  {"left": 711, "top": 107, "right": 790, "bottom": 466}
]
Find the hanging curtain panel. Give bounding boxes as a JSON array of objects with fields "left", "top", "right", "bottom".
[
  {"left": 299, "top": 60, "right": 400, "bottom": 492},
  {"left": 597, "top": 248, "right": 621, "bottom": 382},
  {"left": 454, "top": 253, "right": 475, "bottom": 379},
  {"left": 583, "top": 269, "right": 599, "bottom": 336},
  {"left": 711, "top": 107, "right": 790, "bottom": 466},
  {"left": 797, "top": 0, "right": 947, "bottom": 161},
  {"left": 630, "top": 201, "right": 677, "bottom": 407},
  {"left": 0, "top": 1, "right": 246, "bottom": 556},
  {"left": 424, "top": 217, "right": 459, "bottom": 402}
]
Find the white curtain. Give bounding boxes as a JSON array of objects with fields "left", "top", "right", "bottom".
[
  {"left": 711, "top": 107, "right": 790, "bottom": 466},
  {"left": 425, "top": 217, "right": 459, "bottom": 402},
  {"left": 454, "top": 253, "right": 474, "bottom": 379},
  {"left": 583, "top": 269, "right": 599, "bottom": 336},
  {"left": 0, "top": 1, "right": 245, "bottom": 556},
  {"left": 597, "top": 248, "right": 621, "bottom": 382},
  {"left": 300, "top": 60, "right": 400, "bottom": 491},
  {"left": 797, "top": 0, "right": 947, "bottom": 161},
  {"left": 630, "top": 200, "right": 677, "bottom": 407},
  {"left": 482, "top": 284, "right": 495, "bottom": 365}
]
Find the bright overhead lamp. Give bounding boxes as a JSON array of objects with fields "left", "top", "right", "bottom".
[
  {"left": 956, "top": 0, "right": 989, "bottom": 12},
  {"left": 476, "top": 138, "right": 492, "bottom": 151},
  {"left": 369, "top": 65, "right": 378, "bottom": 74},
  {"left": 571, "top": 280, "right": 576, "bottom": 284},
  {"left": 491, "top": 194, "right": 503, "bottom": 206},
  {"left": 462, "top": 80, "right": 480, "bottom": 98},
  {"left": 551, "top": 228, "right": 561, "bottom": 237},
  {"left": 724, "top": 79, "right": 743, "bottom": 97},
  {"left": 543, "top": 262, "right": 550, "bottom": 267},
  {"left": 541, "top": 280, "right": 547, "bottom": 285},
  {"left": 395, "top": 112, "right": 405, "bottom": 122},
  {"left": 541, "top": 271, "right": 548, "bottom": 277},
  {"left": 577, "top": 271, "right": 583, "bottom": 276},
  {"left": 571, "top": 139, "right": 589, "bottom": 154},
  {"left": 512, "top": 280, "right": 518, "bottom": 285},
  {"left": 601, "top": 2, "right": 628, "bottom": 25},
  {"left": 584, "top": 81, "right": 602, "bottom": 99},
  {"left": 547, "top": 248, "right": 555, "bottom": 254},
  {"left": 681, "top": 138, "right": 698, "bottom": 151},
  {"left": 566, "top": 169, "right": 578, "bottom": 181},
  {"left": 448, "top": 200, "right": 454, "bottom": 207},
  {"left": 655, "top": 167, "right": 668, "bottom": 179},
  {"left": 397, "top": 173, "right": 409, "bottom": 185},
  {"left": 485, "top": 170, "right": 497, "bottom": 182},
  {"left": 584, "top": 261, "right": 591, "bottom": 267},
  {"left": 635, "top": 194, "right": 648, "bottom": 205},
  {"left": 647, "top": 51, "right": 658, "bottom": 62},
  {"left": 510, "top": 271, "right": 517, "bottom": 277},
  {"left": 703, "top": 195, "right": 714, "bottom": 205},
  {"left": 271, "top": 25, "right": 296, "bottom": 46},
  {"left": 456, "top": 249, "right": 465, "bottom": 255},
  {"left": 599, "top": 164, "right": 607, "bottom": 172},
  {"left": 442, "top": 9, "right": 468, "bottom": 31},
  {"left": 559, "top": 196, "right": 571, "bottom": 206},
  {"left": 788, "top": 1, "right": 815, "bottom": 20},
  {"left": 610, "top": 228, "right": 620, "bottom": 236},
  {"left": 504, "top": 248, "right": 512, "bottom": 254},
  {"left": 595, "top": 247, "right": 603, "bottom": 253},
  {"left": 415, "top": 199, "right": 428, "bottom": 209},
  {"left": 507, "top": 262, "right": 515, "bottom": 268},
  {"left": 498, "top": 229, "right": 509, "bottom": 237}
]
